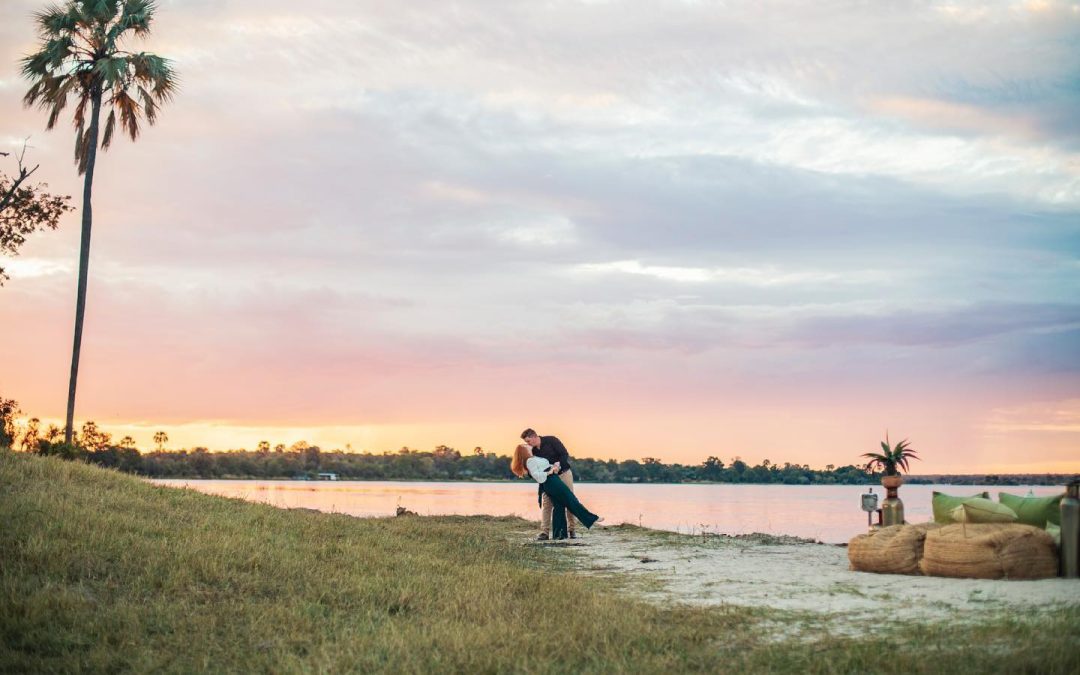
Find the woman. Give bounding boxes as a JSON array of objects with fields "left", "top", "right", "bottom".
[{"left": 511, "top": 443, "right": 602, "bottom": 539}]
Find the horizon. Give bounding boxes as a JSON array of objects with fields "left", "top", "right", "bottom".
[
  {"left": 2, "top": 1, "right": 1078, "bottom": 475},
  {"left": 13, "top": 413, "right": 1080, "bottom": 479}
]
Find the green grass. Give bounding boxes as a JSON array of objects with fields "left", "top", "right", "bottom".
[{"left": 2, "top": 451, "right": 1078, "bottom": 673}]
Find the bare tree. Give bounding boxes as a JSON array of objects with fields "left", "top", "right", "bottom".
[
  {"left": 21, "top": 417, "right": 42, "bottom": 453},
  {"left": 0, "top": 141, "right": 72, "bottom": 284}
]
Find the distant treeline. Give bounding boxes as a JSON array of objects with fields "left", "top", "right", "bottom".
[
  {"left": 35, "top": 442, "right": 884, "bottom": 484},
  {"left": 19, "top": 443, "right": 1072, "bottom": 485},
  {"left": 0, "top": 410, "right": 1072, "bottom": 485}
]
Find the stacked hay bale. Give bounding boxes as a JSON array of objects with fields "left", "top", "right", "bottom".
[
  {"left": 920, "top": 523, "right": 1058, "bottom": 580},
  {"left": 849, "top": 488, "right": 1064, "bottom": 578},
  {"left": 848, "top": 522, "right": 942, "bottom": 574}
]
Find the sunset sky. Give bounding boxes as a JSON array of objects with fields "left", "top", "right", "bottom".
[{"left": 1, "top": 0, "right": 1078, "bottom": 474}]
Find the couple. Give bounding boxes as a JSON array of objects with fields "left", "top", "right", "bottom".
[{"left": 511, "top": 428, "right": 602, "bottom": 540}]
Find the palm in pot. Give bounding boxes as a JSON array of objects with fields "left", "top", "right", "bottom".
[{"left": 862, "top": 434, "right": 919, "bottom": 526}]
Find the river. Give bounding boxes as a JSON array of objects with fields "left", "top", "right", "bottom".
[{"left": 150, "top": 479, "right": 1065, "bottom": 544}]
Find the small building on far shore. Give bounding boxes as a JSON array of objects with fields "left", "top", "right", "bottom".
[{"left": 317, "top": 472, "right": 339, "bottom": 481}]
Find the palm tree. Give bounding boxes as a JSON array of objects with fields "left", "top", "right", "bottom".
[{"left": 21, "top": 1, "right": 176, "bottom": 444}]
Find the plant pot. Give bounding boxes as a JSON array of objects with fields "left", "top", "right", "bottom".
[
  {"left": 881, "top": 474, "right": 903, "bottom": 489},
  {"left": 880, "top": 474, "right": 904, "bottom": 526}
]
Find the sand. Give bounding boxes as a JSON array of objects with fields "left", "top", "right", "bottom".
[{"left": 529, "top": 525, "right": 1080, "bottom": 636}]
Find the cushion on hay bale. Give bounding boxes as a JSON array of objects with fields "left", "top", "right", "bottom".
[
  {"left": 998, "top": 492, "right": 1063, "bottom": 528},
  {"left": 848, "top": 523, "right": 942, "bottom": 575},
  {"left": 950, "top": 498, "right": 1018, "bottom": 524},
  {"left": 919, "top": 523, "right": 1058, "bottom": 580},
  {"left": 932, "top": 491, "right": 991, "bottom": 524}
]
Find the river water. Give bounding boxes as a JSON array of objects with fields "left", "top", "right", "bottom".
[{"left": 150, "top": 479, "right": 1065, "bottom": 544}]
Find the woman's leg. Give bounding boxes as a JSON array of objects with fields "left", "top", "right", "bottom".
[
  {"left": 551, "top": 502, "right": 568, "bottom": 539},
  {"left": 542, "top": 474, "right": 599, "bottom": 529}
]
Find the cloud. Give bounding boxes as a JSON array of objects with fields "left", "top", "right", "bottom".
[
  {"left": 1, "top": 0, "right": 1077, "bottom": 467},
  {"left": 552, "top": 301, "right": 1080, "bottom": 369},
  {"left": 983, "top": 397, "right": 1080, "bottom": 434},
  {"left": 575, "top": 260, "right": 875, "bottom": 287},
  {"left": 782, "top": 302, "right": 1080, "bottom": 350}
]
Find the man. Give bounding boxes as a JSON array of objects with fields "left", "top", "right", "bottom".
[{"left": 521, "top": 428, "right": 577, "bottom": 540}]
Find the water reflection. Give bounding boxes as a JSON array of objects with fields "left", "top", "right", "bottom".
[{"left": 150, "top": 479, "right": 1064, "bottom": 544}]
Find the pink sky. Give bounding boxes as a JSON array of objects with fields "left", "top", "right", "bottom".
[{"left": 2, "top": 1, "right": 1078, "bottom": 474}]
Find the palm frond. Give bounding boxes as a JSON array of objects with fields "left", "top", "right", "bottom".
[
  {"left": 93, "top": 55, "right": 126, "bottom": 88},
  {"left": 21, "top": 80, "right": 43, "bottom": 108},
  {"left": 113, "top": 89, "right": 141, "bottom": 141},
  {"left": 75, "top": 125, "right": 93, "bottom": 174},
  {"left": 130, "top": 53, "right": 177, "bottom": 100},
  {"left": 22, "top": 0, "right": 173, "bottom": 166},
  {"left": 45, "top": 82, "right": 72, "bottom": 129},
  {"left": 48, "top": 36, "right": 75, "bottom": 69},
  {"left": 137, "top": 85, "right": 157, "bottom": 124},
  {"left": 108, "top": 0, "right": 155, "bottom": 42},
  {"left": 20, "top": 51, "right": 53, "bottom": 79},
  {"left": 66, "top": 1, "right": 91, "bottom": 32},
  {"left": 91, "top": 0, "right": 121, "bottom": 23},
  {"left": 74, "top": 116, "right": 84, "bottom": 162},
  {"left": 72, "top": 89, "right": 89, "bottom": 130},
  {"left": 34, "top": 4, "right": 75, "bottom": 37},
  {"left": 101, "top": 109, "right": 117, "bottom": 149}
]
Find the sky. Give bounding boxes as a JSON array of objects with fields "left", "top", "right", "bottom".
[{"left": 1, "top": 0, "right": 1078, "bottom": 474}]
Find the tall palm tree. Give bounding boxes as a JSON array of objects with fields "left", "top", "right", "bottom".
[{"left": 21, "top": 1, "right": 176, "bottom": 444}]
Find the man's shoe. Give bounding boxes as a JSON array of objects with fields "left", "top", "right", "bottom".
[
  {"left": 536, "top": 533, "right": 549, "bottom": 541},
  {"left": 569, "top": 532, "right": 577, "bottom": 539}
]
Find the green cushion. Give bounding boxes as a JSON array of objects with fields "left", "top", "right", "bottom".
[
  {"left": 1046, "top": 522, "right": 1061, "bottom": 547},
  {"left": 998, "top": 492, "right": 1063, "bottom": 528},
  {"left": 950, "top": 498, "right": 1018, "bottom": 524},
  {"left": 932, "top": 491, "right": 991, "bottom": 523}
]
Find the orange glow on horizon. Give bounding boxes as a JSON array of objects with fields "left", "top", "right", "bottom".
[{"left": 18, "top": 410, "right": 1080, "bottom": 476}]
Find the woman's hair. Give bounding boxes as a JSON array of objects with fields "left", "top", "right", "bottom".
[{"left": 510, "top": 443, "right": 531, "bottom": 478}]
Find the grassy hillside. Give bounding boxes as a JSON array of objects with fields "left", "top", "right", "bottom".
[{"left": 2, "top": 451, "right": 1077, "bottom": 673}]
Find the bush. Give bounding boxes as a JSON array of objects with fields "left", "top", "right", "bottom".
[{"left": 35, "top": 440, "right": 88, "bottom": 461}]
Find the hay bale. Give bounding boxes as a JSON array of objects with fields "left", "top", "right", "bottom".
[
  {"left": 920, "top": 523, "right": 1058, "bottom": 580},
  {"left": 848, "top": 523, "right": 941, "bottom": 575}
]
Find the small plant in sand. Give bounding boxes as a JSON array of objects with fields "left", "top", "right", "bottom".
[{"left": 861, "top": 433, "right": 918, "bottom": 477}]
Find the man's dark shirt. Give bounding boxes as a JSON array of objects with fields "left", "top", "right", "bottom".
[{"left": 534, "top": 435, "right": 571, "bottom": 475}]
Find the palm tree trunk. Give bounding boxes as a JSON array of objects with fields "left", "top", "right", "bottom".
[{"left": 64, "top": 87, "right": 103, "bottom": 446}]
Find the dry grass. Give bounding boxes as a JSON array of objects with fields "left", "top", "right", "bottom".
[{"left": 2, "top": 450, "right": 1077, "bottom": 673}]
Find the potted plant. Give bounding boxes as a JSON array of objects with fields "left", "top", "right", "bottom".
[{"left": 862, "top": 433, "right": 919, "bottom": 489}]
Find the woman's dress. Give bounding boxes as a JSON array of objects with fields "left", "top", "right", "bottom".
[{"left": 526, "top": 456, "right": 599, "bottom": 538}]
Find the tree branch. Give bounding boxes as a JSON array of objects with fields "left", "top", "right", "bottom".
[{"left": 0, "top": 139, "right": 41, "bottom": 214}]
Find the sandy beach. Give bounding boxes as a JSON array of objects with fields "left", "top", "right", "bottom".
[{"left": 529, "top": 524, "right": 1079, "bottom": 637}]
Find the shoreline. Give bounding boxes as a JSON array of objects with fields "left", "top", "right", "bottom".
[
  {"left": 371, "top": 504, "right": 1078, "bottom": 634},
  {"left": 149, "top": 475, "right": 1074, "bottom": 487},
  {"left": 150, "top": 478, "right": 1069, "bottom": 545},
  {"left": 543, "top": 523, "right": 1079, "bottom": 637}
]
